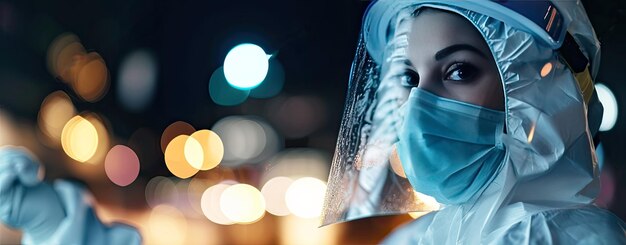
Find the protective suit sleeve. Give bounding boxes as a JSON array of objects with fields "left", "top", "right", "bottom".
[{"left": 0, "top": 146, "right": 142, "bottom": 245}]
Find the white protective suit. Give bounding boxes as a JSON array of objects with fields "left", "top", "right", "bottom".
[{"left": 321, "top": 0, "right": 626, "bottom": 244}]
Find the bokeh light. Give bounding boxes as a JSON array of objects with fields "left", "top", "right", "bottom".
[
  {"left": 285, "top": 177, "right": 327, "bottom": 219},
  {"left": 164, "top": 135, "right": 200, "bottom": 179},
  {"left": 261, "top": 176, "right": 293, "bottom": 216},
  {"left": 269, "top": 95, "right": 327, "bottom": 138},
  {"left": 117, "top": 49, "right": 158, "bottom": 112},
  {"left": 201, "top": 182, "right": 236, "bottom": 225},
  {"left": 223, "top": 43, "right": 269, "bottom": 89},
  {"left": 47, "top": 33, "right": 85, "bottom": 82},
  {"left": 260, "top": 148, "right": 329, "bottom": 184},
  {"left": 83, "top": 114, "right": 111, "bottom": 165},
  {"left": 72, "top": 52, "right": 110, "bottom": 102},
  {"left": 596, "top": 83, "right": 618, "bottom": 131},
  {"left": 183, "top": 134, "right": 204, "bottom": 170},
  {"left": 61, "top": 115, "right": 98, "bottom": 162},
  {"left": 249, "top": 58, "right": 284, "bottom": 99},
  {"left": 212, "top": 116, "right": 280, "bottom": 167},
  {"left": 188, "top": 130, "right": 224, "bottom": 170},
  {"left": 220, "top": 184, "right": 266, "bottom": 224},
  {"left": 209, "top": 67, "right": 250, "bottom": 106},
  {"left": 160, "top": 121, "right": 195, "bottom": 153},
  {"left": 148, "top": 205, "right": 188, "bottom": 245},
  {"left": 37, "top": 91, "right": 76, "bottom": 146},
  {"left": 279, "top": 215, "right": 342, "bottom": 245},
  {"left": 104, "top": 145, "right": 140, "bottom": 186},
  {"left": 145, "top": 176, "right": 171, "bottom": 207}
]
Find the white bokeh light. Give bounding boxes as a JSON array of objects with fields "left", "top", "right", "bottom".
[
  {"left": 285, "top": 177, "right": 327, "bottom": 219},
  {"left": 595, "top": 83, "right": 618, "bottom": 131},
  {"left": 223, "top": 43, "right": 269, "bottom": 90}
]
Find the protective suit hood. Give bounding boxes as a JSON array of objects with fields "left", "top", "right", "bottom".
[{"left": 322, "top": 0, "right": 625, "bottom": 243}]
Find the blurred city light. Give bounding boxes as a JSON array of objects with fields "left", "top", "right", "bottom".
[
  {"left": 209, "top": 67, "right": 250, "bottom": 106},
  {"left": 212, "top": 116, "right": 280, "bottom": 167},
  {"left": 285, "top": 177, "right": 327, "bottom": 219},
  {"left": 223, "top": 43, "right": 269, "bottom": 90},
  {"left": 117, "top": 49, "right": 158, "bottom": 112},
  {"left": 260, "top": 148, "right": 330, "bottom": 184},
  {"left": 72, "top": 52, "right": 109, "bottom": 102},
  {"left": 61, "top": 115, "right": 99, "bottom": 162},
  {"left": 260, "top": 176, "right": 293, "bottom": 216},
  {"left": 201, "top": 182, "right": 236, "bottom": 225},
  {"left": 148, "top": 205, "right": 188, "bottom": 245},
  {"left": 187, "top": 129, "right": 224, "bottom": 170},
  {"left": 249, "top": 58, "right": 285, "bottom": 99},
  {"left": 37, "top": 91, "right": 76, "bottom": 147},
  {"left": 596, "top": 83, "right": 618, "bottom": 131},
  {"left": 164, "top": 135, "right": 200, "bottom": 179},
  {"left": 104, "top": 145, "right": 140, "bottom": 186},
  {"left": 47, "top": 33, "right": 85, "bottom": 83},
  {"left": 220, "top": 184, "right": 266, "bottom": 224},
  {"left": 183, "top": 133, "right": 204, "bottom": 170},
  {"left": 160, "top": 121, "right": 195, "bottom": 153},
  {"left": 145, "top": 176, "right": 171, "bottom": 208},
  {"left": 279, "top": 215, "right": 342, "bottom": 245}
]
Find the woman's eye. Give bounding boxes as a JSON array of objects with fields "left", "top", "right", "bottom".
[
  {"left": 445, "top": 63, "right": 478, "bottom": 82},
  {"left": 400, "top": 70, "right": 419, "bottom": 87}
]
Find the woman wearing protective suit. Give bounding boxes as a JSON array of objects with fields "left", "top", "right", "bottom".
[{"left": 321, "top": 0, "right": 626, "bottom": 244}]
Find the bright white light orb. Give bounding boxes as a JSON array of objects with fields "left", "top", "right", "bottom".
[
  {"left": 223, "top": 43, "right": 269, "bottom": 90},
  {"left": 285, "top": 177, "right": 327, "bottom": 219},
  {"left": 596, "top": 83, "right": 618, "bottom": 131}
]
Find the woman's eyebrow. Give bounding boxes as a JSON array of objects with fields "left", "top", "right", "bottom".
[{"left": 435, "top": 44, "right": 487, "bottom": 61}]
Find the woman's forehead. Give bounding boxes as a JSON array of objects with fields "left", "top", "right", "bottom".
[{"left": 407, "top": 9, "right": 488, "bottom": 55}]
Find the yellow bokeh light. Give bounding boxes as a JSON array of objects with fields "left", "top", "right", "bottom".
[
  {"left": 61, "top": 115, "right": 98, "bottom": 162},
  {"left": 189, "top": 130, "right": 224, "bottom": 170},
  {"left": 165, "top": 135, "right": 200, "bottom": 179},
  {"left": 220, "top": 184, "right": 266, "bottom": 224},
  {"left": 279, "top": 215, "right": 342, "bottom": 245},
  {"left": 285, "top": 177, "right": 327, "bottom": 219},
  {"left": 73, "top": 52, "right": 110, "bottom": 102},
  {"left": 261, "top": 176, "right": 293, "bottom": 216},
  {"left": 83, "top": 114, "right": 110, "bottom": 165},
  {"left": 184, "top": 135, "right": 204, "bottom": 170},
  {"left": 201, "top": 182, "right": 236, "bottom": 225},
  {"left": 148, "top": 205, "right": 187, "bottom": 245},
  {"left": 38, "top": 91, "right": 76, "bottom": 146}
]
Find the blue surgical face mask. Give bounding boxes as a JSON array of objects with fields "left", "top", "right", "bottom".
[{"left": 397, "top": 88, "right": 506, "bottom": 205}]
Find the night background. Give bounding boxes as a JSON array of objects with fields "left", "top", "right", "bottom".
[{"left": 0, "top": 0, "right": 624, "bottom": 244}]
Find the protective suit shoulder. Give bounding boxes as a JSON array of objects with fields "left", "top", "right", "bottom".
[
  {"left": 381, "top": 212, "right": 436, "bottom": 245},
  {"left": 492, "top": 206, "right": 626, "bottom": 245}
]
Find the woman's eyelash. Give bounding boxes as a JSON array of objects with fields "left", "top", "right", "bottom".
[{"left": 444, "top": 62, "right": 479, "bottom": 82}]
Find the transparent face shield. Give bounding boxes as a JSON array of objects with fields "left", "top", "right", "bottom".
[{"left": 321, "top": 8, "right": 442, "bottom": 226}]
